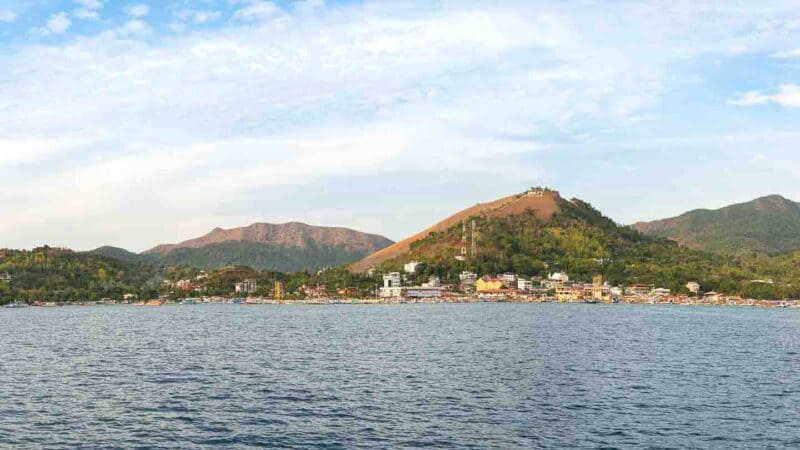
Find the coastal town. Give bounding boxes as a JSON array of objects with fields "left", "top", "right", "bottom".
[{"left": 4, "top": 261, "right": 799, "bottom": 309}]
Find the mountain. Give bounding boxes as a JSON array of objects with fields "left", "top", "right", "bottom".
[
  {"left": 631, "top": 195, "right": 800, "bottom": 256},
  {"left": 350, "top": 188, "right": 800, "bottom": 299},
  {"left": 143, "top": 222, "right": 393, "bottom": 272},
  {"left": 350, "top": 189, "right": 561, "bottom": 272}
]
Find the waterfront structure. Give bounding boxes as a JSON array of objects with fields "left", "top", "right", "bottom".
[
  {"left": 499, "top": 273, "right": 517, "bottom": 284},
  {"left": 686, "top": 281, "right": 701, "bottom": 294},
  {"left": 422, "top": 276, "right": 440, "bottom": 288},
  {"left": 379, "top": 272, "right": 403, "bottom": 298},
  {"left": 476, "top": 276, "right": 505, "bottom": 293},
  {"left": 626, "top": 284, "right": 654, "bottom": 297},
  {"left": 459, "top": 271, "right": 477, "bottom": 285},
  {"left": 404, "top": 287, "right": 443, "bottom": 298},
  {"left": 549, "top": 272, "right": 569, "bottom": 283},
  {"left": 518, "top": 278, "right": 534, "bottom": 291},
  {"left": 235, "top": 279, "right": 258, "bottom": 294}
]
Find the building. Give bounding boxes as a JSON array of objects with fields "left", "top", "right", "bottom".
[
  {"left": 422, "top": 276, "right": 440, "bottom": 288},
  {"left": 379, "top": 272, "right": 403, "bottom": 298},
  {"left": 379, "top": 286, "right": 403, "bottom": 298},
  {"left": 383, "top": 272, "right": 402, "bottom": 288},
  {"left": 459, "top": 271, "right": 477, "bottom": 285},
  {"left": 404, "top": 287, "right": 443, "bottom": 298},
  {"left": 175, "top": 279, "right": 194, "bottom": 291},
  {"left": 235, "top": 279, "right": 258, "bottom": 294},
  {"left": 556, "top": 286, "right": 582, "bottom": 302},
  {"left": 0, "top": 272, "right": 11, "bottom": 282},
  {"left": 476, "top": 276, "right": 505, "bottom": 293},
  {"left": 499, "top": 273, "right": 517, "bottom": 284},
  {"left": 549, "top": 272, "right": 570, "bottom": 283},
  {"left": 517, "top": 278, "right": 534, "bottom": 291},
  {"left": 651, "top": 288, "right": 671, "bottom": 297},
  {"left": 686, "top": 281, "right": 701, "bottom": 294},
  {"left": 626, "top": 284, "right": 654, "bottom": 297},
  {"left": 403, "top": 261, "right": 421, "bottom": 274}
]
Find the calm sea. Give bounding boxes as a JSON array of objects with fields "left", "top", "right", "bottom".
[{"left": 1, "top": 303, "right": 799, "bottom": 448}]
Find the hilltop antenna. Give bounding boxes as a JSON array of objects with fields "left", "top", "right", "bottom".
[
  {"left": 471, "top": 219, "right": 477, "bottom": 257},
  {"left": 461, "top": 219, "right": 468, "bottom": 256}
]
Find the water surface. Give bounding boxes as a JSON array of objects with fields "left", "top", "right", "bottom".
[{"left": 1, "top": 304, "right": 799, "bottom": 448}]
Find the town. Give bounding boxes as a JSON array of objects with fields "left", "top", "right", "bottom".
[{"left": 5, "top": 261, "right": 798, "bottom": 309}]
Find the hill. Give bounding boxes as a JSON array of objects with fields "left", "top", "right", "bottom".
[
  {"left": 349, "top": 189, "right": 560, "bottom": 272},
  {"left": 142, "top": 222, "right": 393, "bottom": 272},
  {"left": 87, "top": 246, "right": 157, "bottom": 265},
  {"left": 0, "top": 247, "right": 157, "bottom": 303},
  {"left": 631, "top": 195, "right": 800, "bottom": 255},
  {"left": 352, "top": 188, "right": 800, "bottom": 299}
]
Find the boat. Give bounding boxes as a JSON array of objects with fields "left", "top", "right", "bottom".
[{"left": 5, "top": 301, "right": 29, "bottom": 308}]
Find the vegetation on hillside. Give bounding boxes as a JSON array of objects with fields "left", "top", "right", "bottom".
[
  {"left": 632, "top": 195, "right": 800, "bottom": 255},
  {"left": 375, "top": 198, "right": 800, "bottom": 299},
  {"left": 155, "top": 240, "right": 373, "bottom": 272},
  {"left": 0, "top": 247, "right": 158, "bottom": 303}
]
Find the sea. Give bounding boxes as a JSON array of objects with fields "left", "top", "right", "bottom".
[{"left": 1, "top": 303, "right": 799, "bottom": 448}]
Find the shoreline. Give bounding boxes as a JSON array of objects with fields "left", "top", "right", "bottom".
[{"left": 7, "top": 297, "right": 800, "bottom": 309}]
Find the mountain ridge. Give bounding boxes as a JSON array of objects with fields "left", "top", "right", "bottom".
[{"left": 631, "top": 194, "right": 800, "bottom": 255}]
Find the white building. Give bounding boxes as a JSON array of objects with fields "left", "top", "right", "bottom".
[
  {"left": 379, "top": 286, "right": 403, "bottom": 298},
  {"left": 686, "top": 282, "right": 700, "bottom": 294},
  {"left": 383, "top": 272, "right": 402, "bottom": 288},
  {"left": 548, "top": 272, "right": 570, "bottom": 283},
  {"left": 235, "top": 279, "right": 258, "bottom": 294},
  {"left": 518, "top": 279, "right": 534, "bottom": 291},
  {"left": 499, "top": 273, "right": 517, "bottom": 284},
  {"left": 404, "top": 287, "right": 443, "bottom": 298},
  {"left": 459, "top": 271, "right": 477, "bottom": 285},
  {"left": 422, "top": 276, "right": 440, "bottom": 288},
  {"left": 403, "top": 261, "right": 421, "bottom": 274}
]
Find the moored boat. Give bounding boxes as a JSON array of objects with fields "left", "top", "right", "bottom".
[{"left": 5, "top": 300, "right": 29, "bottom": 309}]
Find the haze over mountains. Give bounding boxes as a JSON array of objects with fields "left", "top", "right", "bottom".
[
  {"left": 89, "top": 222, "right": 393, "bottom": 272},
  {"left": 631, "top": 195, "right": 800, "bottom": 256}
]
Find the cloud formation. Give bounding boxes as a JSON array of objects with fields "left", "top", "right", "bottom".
[
  {"left": 732, "top": 85, "right": 800, "bottom": 108},
  {"left": 2, "top": 1, "right": 800, "bottom": 250}
]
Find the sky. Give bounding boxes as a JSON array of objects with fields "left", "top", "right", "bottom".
[{"left": 1, "top": 0, "right": 799, "bottom": 251}]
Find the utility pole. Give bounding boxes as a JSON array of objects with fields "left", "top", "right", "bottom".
[
  {"left": 461, "top": 219, "right": 468, "bottom": 257},
  {"left": 471, "top": 219, "right": 477, "bottom": 257}
]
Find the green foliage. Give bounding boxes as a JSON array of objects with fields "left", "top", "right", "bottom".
[
  {"left": 0, "top": 246, "right": 157, "bottom": 304},
  {"left": 154, "top": 240, "right": 373, "bottom": 272},
  {"left": 634, "top": 195, "right": 800, "bottom": 255},
  {"left": 375, "top": 197, "right": 800, "bottom": 299}
]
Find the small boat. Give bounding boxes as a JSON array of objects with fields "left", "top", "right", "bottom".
[{"left": 5, "top": 301, "right": 29, "bottom": 309}]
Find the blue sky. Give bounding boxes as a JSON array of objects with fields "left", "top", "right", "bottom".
[{"left": 1, "top": 0, "right": 799, "bottom": 251}]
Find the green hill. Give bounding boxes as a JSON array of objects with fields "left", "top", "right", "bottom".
[
  {"left": 156, "top": 240, "right": 382, "bottom": 272},
  {"left": 365, "top": 190, "right": 800, "bottom": 299},
  {"left": 0, "top": 247, "right": 157, "bottom": 303},
  {"left": 631, "top": 195, "right": 800, "bottom": 256}
]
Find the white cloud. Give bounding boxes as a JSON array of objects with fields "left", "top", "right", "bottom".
[
  {"left": 76, "top": 0, "right": 103, "bottom": 10},
  {"left": 115, "top": 19, "right": 150, "bottom": 37},
  {"left": 3, "top": 1, "right": 800, "bottom": 249},
  {"left": 0, "top": 10, "right": 16, "bottom": 23},
  {"left": 771, "top": 48, "right": 800, "bottom": 58},
  {"left": 175, "top": 9, "right": 222, "bottom": 25},
  {"left": 232, "top": 1, "right": 281, "bottom": 22},
  {"left": 732, "top": 84, "right": 800, "bottom": 108},
  {"left": 191, "top": 10, "right": 221, "bottom": 25},
  {"left": 293, "top": 0, "right": 324, "bottom": 15},
  {"left": 125, "top": 4, "right": 150, "bottom": 18},
  {"left": 73, "top": 8, "right": 100, "bottom": 20},
  {"left": 45, "top": 12, "right": 71, "bottom": 34}
]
